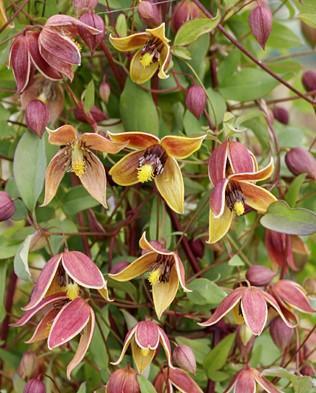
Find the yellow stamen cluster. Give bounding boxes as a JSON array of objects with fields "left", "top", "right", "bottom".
[
  {"left": 233, "top": 201, "right": 245, "bottom": 216},
  {"left": 140, "top": 347, "right": 151, "bottom": 357},
  {"left": 66, "top": 283, "right": 80, "bottom": 300},
  {"left": 140, "top": 52, "right": 154, "bottom": 68},
  {"left": 137, "top": 164, "right": 154, "bottom": 183},
  {"left": 71, "top": 143, "right": 86, "bottom": 176},
  {"left": 72, "top": 161, "right": 85, "bottom": 176},
  {"left": 148, "top": 269, "right": 160, "bottom": 286}
]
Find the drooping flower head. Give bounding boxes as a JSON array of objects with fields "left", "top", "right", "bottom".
[
  {"left": 108, "top": 132, "right": 205, "bottom": 213},
  {"left": 208, "top": 140, "right": 277, "bottom": 243},
  {"left": 112, "top": 320, "right": 172, "bottom": 373},
  {"left": 110, "top": 23, "right": 170, "bottom": 84},
  {"left": 43, "top": 125, "right": 125, "bottom": 207},
  {"left": 106, "top": 366, "right": 140, "bottom": 393},
  {"left": 154, "top": 367, "right": 203, "bottom": 393},
  {"left": 109, "top": 232, "right": 191, "bottom": 319}
]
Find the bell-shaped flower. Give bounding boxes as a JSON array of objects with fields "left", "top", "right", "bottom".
[
  {"left": 225, "top": 367, "right": 281, "bottom": 393},
  {"left": 154, "top": 367, "right": 203, "bottom": 393},
  {"left": 109, "top": 23, "right": 170, "bottom": 84},
  {"left": 208, "top": 140, "right": 277, "bottom": 243},
  {"left": 108, "top": 131, "right": 205, "bottom": 213},
  {"left": 109, "top": 232, "right": 191, "bottom": 319},
  {"left": 112, "top": 320, "right": 172, "bottom": 373},
  {"left": 199, "top": 285, "right": 294, "bottom": 336},
  {"left": 43, "top": 125, "right": 125, "bottom": 207}
]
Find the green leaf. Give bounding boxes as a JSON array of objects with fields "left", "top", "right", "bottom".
[
  {"left": 0, "top": 262, "right": 8, "bottom": 323},
  {"left": 174, "top": 14, "right": 220, "bottom": 46},
  {"left": 13, "top": 132, "right": 46, "bottom": 211},
  {"left": 206, "top": 87, "right": 227, "bottom": 126},
  {"left": 137, "top": 375, "right": 157, "bottom": 393},
  {"left": 76, "top": 383, "right": 86, "bottom": 393},
  {"left": 83, "top": 79, "right": 95, "bottom": 112},
  {"left": 115, "top": 13, "right": 128, "bottom": 36},
  {"left": 187, "top": 278, "right": 226, "bottom": 306},
  {"left": 268, "top": 21, "right": 302, "bottom": 49},
  {"left": 62, "top": 186, "right": 99, "bottom": 215},
  {"left": 219, "top": 68, "right": 278, "bottom": 101},
  {"left": 262, "top": 367, "right": 313, "bottom": 393},
  {"left": 228, "top": 255, "right": 245, "bottom": 266},
  {"left": 149, "top": 198, "right": 172, "bottom": 248},
  {"left": 203, "top": 333, "right": 236, "bottom": 378},
  {"left": 260, "top": 201, "right": 316, "bottom": 236},
  {"left": 120, "top": 78, "right": 159, "bottom": 134},
  {"left": 295, "top": 0, "right": 316, "bottom": 28},
  {"left": 285, "top": 174, "right": 306, "bottom": 207},
  {"left": 13, "top": 233, "right": 35, "bottom": 281},
  {"left": 172, "top": 46, "right": 192, "bottom": 60}
]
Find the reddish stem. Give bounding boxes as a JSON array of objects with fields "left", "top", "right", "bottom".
[{"left": 100, "top": 42, "right": 126, "bottom": 91}]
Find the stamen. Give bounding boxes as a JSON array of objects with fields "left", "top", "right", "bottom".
[
  {"left": 66, "top": 283, "right": 80, "bottom": 300},
  {"left": 137, "top": 144, "right": 167, "bottom": 183},
  {"left": 233, "top": 201, "right": 245, "bottom": 216},
  {"left": 147, "top": 255, "right": 174, "bottom": 285},
  {"left": 71, "top": 143, "right": 85, "bottom": 176},
  {"left": 148, "top": 269, "right": 161, "bottom": 286},
  {"left": 226, "top": 182, "right": 245, "bottom": 216},
  {"left": 137, "top": 163, "right": 154, "bottom": 183},
  {"left": 139, "top": 38, "right": 163, "bottom": 68},
  {"left": 141, "top": 348, "right": 151, "bottom": 357},
  {"left": 232, "top": 304, "right": 244, "bottom": 325},
  {"left": 140, "top": 52, "right": 154, "bottom": 68}
]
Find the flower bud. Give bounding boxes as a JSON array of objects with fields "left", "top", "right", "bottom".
[
  {"left": 248, "top": 3, "right": 272, "bottom": 49},
  {"left": 301, "top": 22, "right": 316, "bottom": 48},
  {"left": 74, "top": 104, "right": 106, "bottom": 124},
  {"left": 171, "top": 0, "right": 201, "bottom": 32},
  {"left": 138, "top": 1, "right": 162, "bottom": 27},
  {"left": 0, "top": 191, "right": 15, "bottom": 221},
  {"left": 110, "top": 261, "right": 129, "bottom": 274},
  {"left": 185, "top": 85, "right": 206, "bottom": 119},
  {"left": 17, "top": 352, "right": 40, "bottom": 380},
  {"left": 301, "top": 364, "right": 315, "bottom": 377},
  {"left": 272, "top": 106, "right": 289, "bottom": 125},
  {"left": 172, "top": 345, "right": 196, "bottom": 374},
  {"left": 24, "top": 379, "right": 46, "bottom": 393},
  {"left": 79, "top": 12, "right": 105, "bottom": 53},
  {"left": 106, "top": 367, "right": 140, "bottom": 393},
  {"left": 246, "top": 265, "right": 276, "bottom": 286},
  {"left": 270, "top": 317, "right": 293, "bottom": 350},
  {"left": 302, "top": 70, "right": 316, "bottom": 92},
  {"left": 73, "top": 0, "right": 98, "bottom": 12},
  {"left": 189, "top": 238, "right": 204, "bottom": 259},
  {"left": 99, "top": 79, "right": 111, "bottom": 103},
  {"left": 285, "top": 147, "right": 316, "bottom": 180},
  {"left": 25, "top": 99, "right": 49, "bottom": 137}
]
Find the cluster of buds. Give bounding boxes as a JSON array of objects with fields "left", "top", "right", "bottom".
[{"left": 248, "top": 1, "right": 272, "bottom": 49}]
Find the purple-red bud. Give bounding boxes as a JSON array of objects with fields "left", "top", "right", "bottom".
[
  {"left": 302, "top": 70, "right": 316, "bottom": 92},
  {"left": 285, "top": 147, "right": 316, "bottom": 180},
  {"left": 73, "top": 0, "right": 98, "bottom": 11},
  {"left": 99, "top": 79, "right": 111, "bottom": 103},
  {"left": 171, "top": 0, "right": 201, "bottom": 32},
  {"left": 0, "top": 191, "right": 15, "bottom": 221},
  {"left": 18, "top": 352, "right": 41, "bottom": 380},
  {"left": 248, "top": 3, "right": 272, "bottom": 49},
  {"left": 74, "top": 104, "right": 106, "bottom": 124},
  {"left": 106, "top": 367, "right": 140, "bottom": 393},
  {"left": 272, "top": 106, "right": 289, "bottom": 125},
  {"left": 24, "top": 379, "right": 46, "bottom": 393},
  {"left": 110, "top": 261, "right": 130, "bottom": 275},
  {"left": 301, "top": 22, "right": 316, "bottom": 48},
  {"left": 185, "top": 85, "right": 206, "bottom": 119},
  {"left": 172, "top": 345, "right": 196, "bottom": 374},
  {"left": 25, "top": 99, "right": 49, "bottom": 137},
  {"left": 270, "top": 317, "right": 293, "bottom": 350},
  {"left": 138, "top": 1, "right": 162, "bottom": 27},
  {"left": 79, "top": 12, "right": 105, "bottom": 53},
  {"left": 246, "top": 265, "right": 276, "bottom": 287},
  {"left": 301, "top": 365, "right": 315, "bottom": 377}
]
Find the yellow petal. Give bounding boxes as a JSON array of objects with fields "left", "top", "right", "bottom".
[
  {"left": 154, "top": 157, "right": 184, "bottom": 214},
  {"left": 239, "top": 181, "right": 277, "bottom": 213},
  {"left": 109, "top": 150, "right": 143, "bottom": 186},
  {"left": 80, "top": 133, "right": 126, "bottom": 154},
  {"left": 152, "top": 265, "right": 179, "bottom": 319},
  {"left": 0, "top": 0, "right": 8, "bottom": 28},
  {"left": 131, "top": 339, "right": 156, "bottom": 373},
  {"left": 161, "top": 135, "right": 206, "bottom": 159},
  {"left": 130, "top": 49, "right": 159, "bottom": 85},
  {"left": 108, "top": 252, "right": 157, "bottom": 281},
  {"left": 108, "top": 131, "right": 159, "bottom": 150},
  {"left": 207, "top": 205, "right": 234, "bottom": 244},
  {"left": 48, "top": 125, "right": 77, "bottom": 145},
  {"left": 229, "top": 158, "right": 274, "bottom": 182},
  {"left": 109, "top": 32, "right": 150, "bottom": 52},
  {"left": 146, "top": 23, "right": 170, "bottom": 44},
  {"left": 158, "top": 44, "right": 170, "bottom": 80},
  {"left": 139, "top": 232, "right": 174, "bottom": 256}
]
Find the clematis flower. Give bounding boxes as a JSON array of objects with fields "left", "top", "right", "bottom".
[
  {"left": 154, "top": 367, "right": 203, "bottom": 393},
  {"left": 108, "top": 131, "right": 205, "bottom": 213},
  {"left": 109, "top": 232, "right": 191, "bottom": 319},
  {"left": 265, "top": 230, "right": 309, "bottom": 272},
  {"left": 208, "top": 140, "right": 277, "bottom": 243},
  {"left": 109, "top": 23, "right": 170, "bottom": 84},
  {"left": 12, "top": 251, "right": 110, "bottom": 379},
  {"left": 224, "top": 367, "right": 281, "bottom": 393},
  {"left": 199, "top": 285, "right": 294, "bottom": 336},
  {"left": 43, "top": 125, "right": 125, "bottom": 207},
  {"left": 112, "top": 320, "right": 172, "bottom": 373}
]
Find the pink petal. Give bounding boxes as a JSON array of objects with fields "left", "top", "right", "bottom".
[
  {"left": 24, "top": 254, "right": 62, "bottom": 310},
  {"left": 159, "top": 327, "right": 173, "bottom": 368},
  {"left": 62, "top": 251, "right": 105, "bottom": 289},
  {"left": 228, "top": 159, "right": 273, "bottom": 182},
  {"left": 48, "top": 297, "right": 91, "bottom": 349},
  {"left": 39, "top": 45, "right": 74, "bottom": 80},
  {"left": 210, "top": 179, "right": 228, "bottom": 217},
  {"left": 111, "top": 325, "right": 137, "bottom": 366},
  {"left": 272, "top": 280, "right": 314, "bottom": 313},
  {"left": 234, "top": 369, "right": 256, "bottom": 393},
  {"left": 169, "top": 368, "right": 203, "bottom": 393},
  {"left": 25, "top": 308, "right": 60, "bottom": 343},
  {"left": 46, "top": 14, "right": 100, "bottom": 34},
  {"left": 208, "top": 141, "right": 228, "bottom": 185},
  {"left": 199, "top": 288, "right": 244, "bottom": 327},
  {"left": 241, "top": 287, "right": 267, "bottom": 335},
  {"left": 228, "top": 142, "right": 255, "bottom": 174},
  {"left": 255, "top": 371, "right": 281, "bottom": 393},
  {"left": 9, "top": 35, "right": 31, "bottom": 93},
  {"left": 135, "top": 321, "right": 160, "bottom": 349},
  {"left": 66, "top": 307, "right": 95, "bottom": 379},
  {"left": 174, "top": 254, "right": 191, "bottom": 292}
]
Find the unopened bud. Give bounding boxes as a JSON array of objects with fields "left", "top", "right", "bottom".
[
  {"left": 248, "top": 3, "right": 272, "bottom": 49},
  {"left": 106, "top": 367, "right": 140, "bottom": 393},
  {"left": 301, "top": 365, "right": 315, "bottom": 377},
  {"left": 185, "top": 85, "right": 206, "bottom": 119},
  {"left": 79, "top": 12, "right": 105, "bottom": 53},
  {"left": 73, "top": 0, "right": 98, "bottom": 12},
  {"left": 270, "top": 317, "right": 293, "bottom": 350},
  {"left": 272, "top": 106, "right": 289, "bottom": 125},
  {"left": 110, "top": 261, "right": 129, "bottom": 274},
  {"left": 18, "top": 352, "right": 40, "bottom": 380},
  {"left": 301, "top": 22, "right": 316, "bottom": 49},
  {"left": 171, "top": 0, "right": 201, "bottom": 32},
  {"left": 99, "top": 79, "right": 111, "bottom": 103},
  {"left": 285, "top": 147, "right": 316, "bottom": 180},
  {"left": 24, "top": 379, "right": 46, "bottom": 393},
  {"left": 189, "top": 238, "right": 204, "bottom": 259},
  {"left": 246, "top": 265, "right": 276, "bottom": 287},
  {"left": 172, "top": 345, "right": 196, "bottom": 374},
  {"left": 74, "top": 104, "right": 106, "bottom": 124},
  {"left": 25, "top": 99, "right": 49, "bottom": 137},
  {"left": 138, "top": 1, "right": 162, "bottom": 27},
  {"left": 302, "top": 70, "right": 316, "bottom": 92},
  {"left": 0, "top": 191, "right": 15, "bottom": 221}
]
